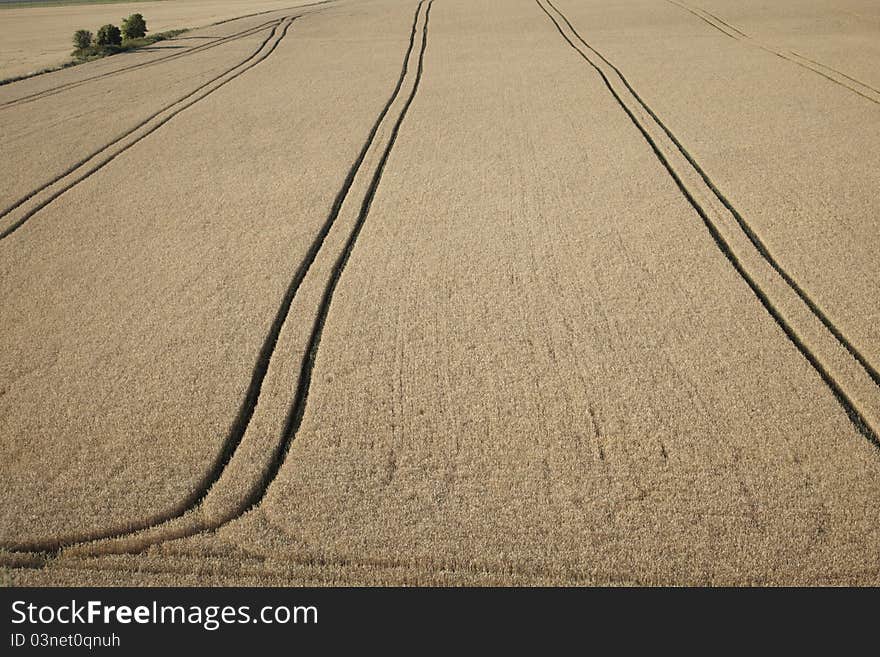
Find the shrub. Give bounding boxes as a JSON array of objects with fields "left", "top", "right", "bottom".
[
  {"left": 121, "top": 13, "right": 147, "bottom": 40},
  {"left": 95, "top": 24, "right": 122, "bottom": 48},
  {"left": 72, "top": 29, "right": 93, "bottom": 50}
]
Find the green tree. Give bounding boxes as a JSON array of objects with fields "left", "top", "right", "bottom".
[
  {"left": 95, "top": 24, "right": 122, "bottom": 48},
  {"left": 72, "top": 29, "right": 93, "bottom": 50},
  {"left": 121, "top": 13, "right": 147, "bottom": 40}
]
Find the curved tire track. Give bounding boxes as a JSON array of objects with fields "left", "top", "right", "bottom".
[
  {"left": 0, "top": 2, "right": 342, "bottom": 108},
  {"left": 259, "top": 0, "right": 434, "bottom": 514},
  {"left": 0, "top": 17, "right": 299, "bottom": 552},
  {"left": 538, "top": 0, "right": 880, "bottom": 447},
  {"left": 3, "top": 0, "right": 434, "bottom": 554},
  {"left": 0, "top": 18, "right": 293, "bottom": 241},
  {"left": 0, "top": 19, "right": 283, "bottom": 110}
]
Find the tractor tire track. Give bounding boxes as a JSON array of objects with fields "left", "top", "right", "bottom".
[
  {"left": 0, "top": 18, "right": 293, "bottom": 241},
  {"left": 0, "top": 19, "right": 283, "bottom": 110},
  {"left": 689, "top": 4, "right": 749, "bottom": 38},
  {"left": 1, "top": 18, "right": 299, "bottom": 554},
  {"left": 537, "top": 0, "right": 880, "bottom": 447},
  {"left": 256, "top": 0, "right": 434, "bottom": 515},
  {"left": 666, "top": 0, "right": 736, "bottom": 40},
  {"left": 0, "top": 17, "right": 284, "bottom": 228},
  {"left": 788, "top": 50, "right": 880, "bottom": 96},
  {"left": 666, "top": 0, "right": 880, "bottom": 105},
  {"left": 211, "top": 0, "right": 337, "bottom": 26},
  {"left": 113, "top": 0, "right": 435, "bottom": 553},
  {"left": 554, "top": 1, "right": 880, "bottom": 392},
  {"left": 2, "top": 0, "right": 433, "bottom": 555}
]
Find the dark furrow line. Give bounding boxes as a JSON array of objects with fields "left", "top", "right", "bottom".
[
  {"left": 0, "top": 19, "right": 280, "bottom": 109},
  {"left": 667, "top": 0, "right": 879, "bottom": 105},
  {"left": 211, "top": 10, "right": 287, "bottom": 26},
  {"left": 0, "top": 20, "right": 278, "bottom": 108},
  {"left": 210, "top": 1, "right": 334, "bottom": 26},
  {"left": 695, "top": 6, "right": 750, "bottom": 38},
  {"left": 546, "top": 0, "right": 880, "bottom": 389},
  {"left": 536, "top": 0, "right": 879, "bottom": 447},
  {"left": 0, "top": 19, "right": 285, "bottom": 228},
  {"left": 787, "top": 50, "right": 880, "bottom": 96},
  {"left": 774, "top": 50, "right": 880, "bottom": 105},
  {"left": 665, "top": 0, "right": 737, "bottom": 40},
  {"left": 2, "top": 0, "right": 429, "bottom": 554},
  {"left": 0, "top": 22, "right": 270, "bottom": 91},
  {"left": 184, "top": 0, "right": 430, "bottom": 526},
  {"left": 0, "top": 19, "right": 292, "bottom": 241},
  {"left": 0, "top": 20, "right": 297, "bottom": 553},
  {"left": 237, "top": 0, "right": 435, "bottom": 516}
]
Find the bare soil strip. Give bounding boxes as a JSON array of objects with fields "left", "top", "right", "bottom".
[
  {"left": 0, "top": 18, "right": 291, "bottom": 240},
  {"left": 667, "top": 0, "right": 880, "bottom": 104},
  {"left": 538, "top": 0, "right": 880, "bottom": 445}
]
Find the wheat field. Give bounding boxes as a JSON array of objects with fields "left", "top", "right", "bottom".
[
  {"left": 0, "top": 0, "right": 330, "bottom": 80},
  {"left": 1, "top": 0, "right": 879, "bottom": 586}
]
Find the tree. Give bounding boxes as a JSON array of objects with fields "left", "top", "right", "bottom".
[
  {"left": 95, "top": 24, "right": 122, "bottom": 48},
  {"left": 121, "top": 13, "right": 147, "bottom": 40},
  {"left": 72, "top": 29, "right": 93, "bottom": 50}
]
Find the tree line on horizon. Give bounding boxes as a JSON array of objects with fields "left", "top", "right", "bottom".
[{"left": 72, "top": 13, "right": 149, "bottom": 58}]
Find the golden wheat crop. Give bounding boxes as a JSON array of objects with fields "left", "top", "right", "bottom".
[{"left": 2, "top": 0, "right": 879, "bottom": 585}]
